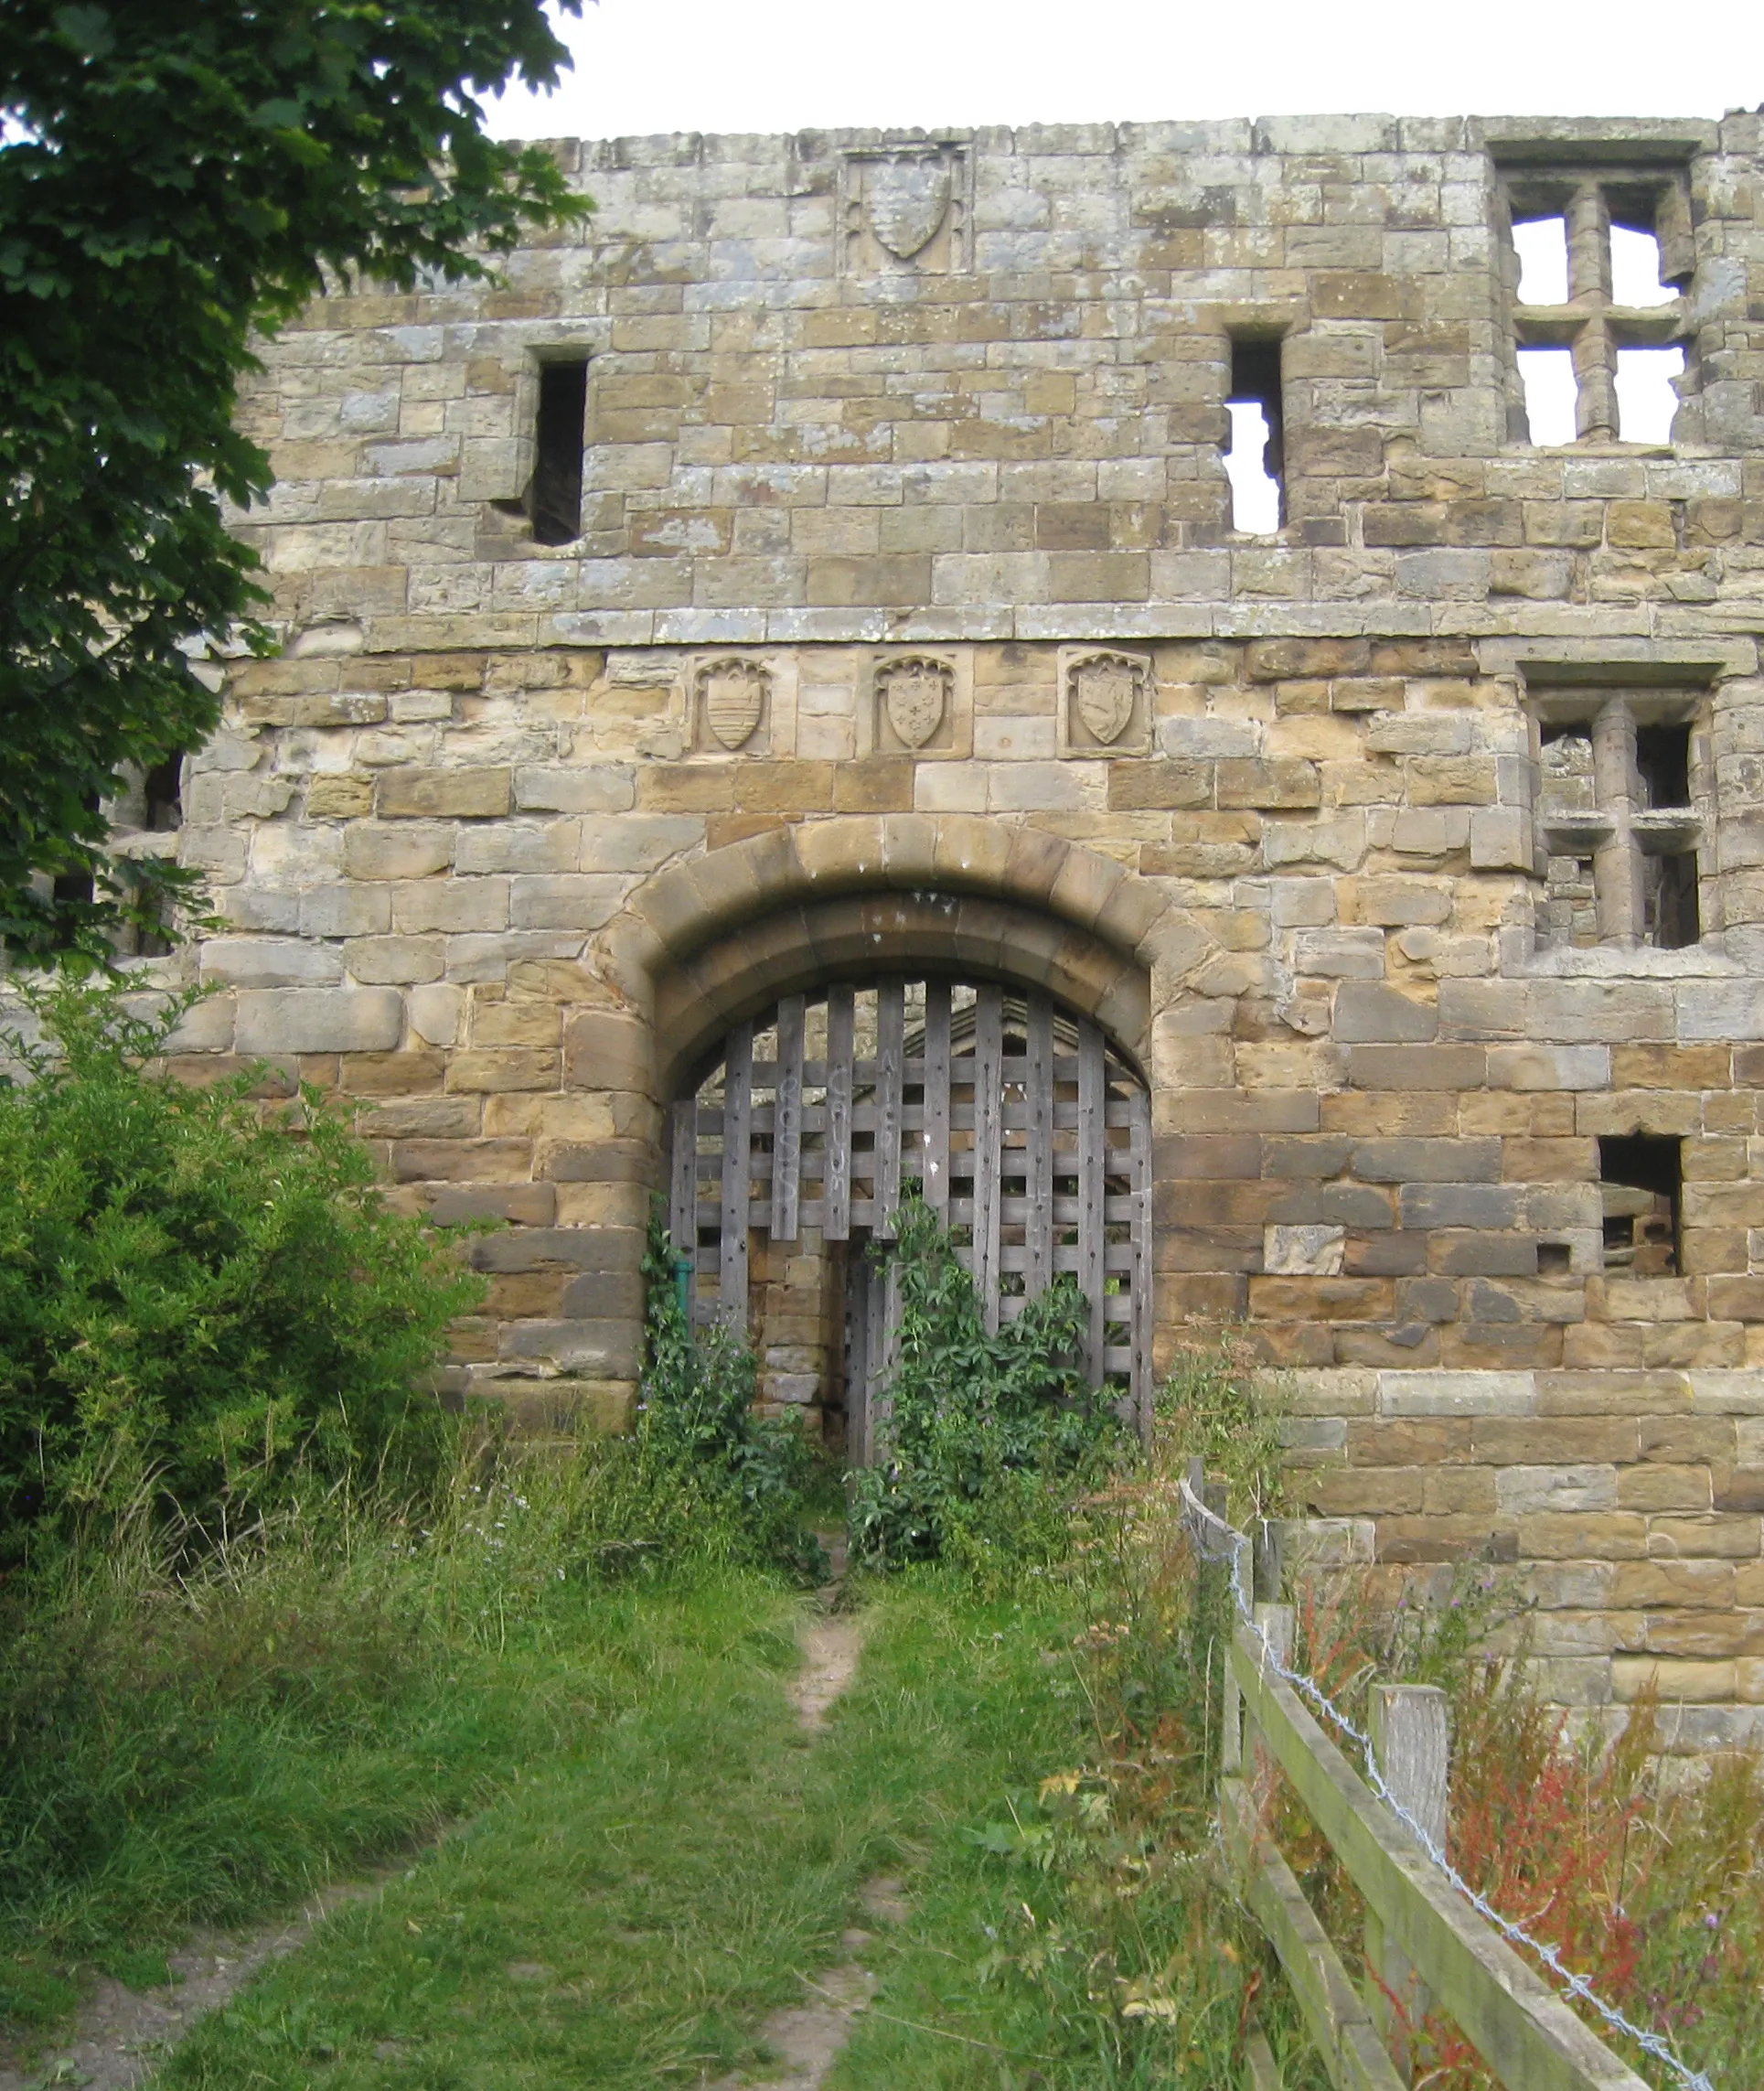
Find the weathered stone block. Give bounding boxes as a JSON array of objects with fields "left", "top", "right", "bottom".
[
  {"left": 1216, "top": 758, "right": 1320, "bottom": 810},
  {"left": 390, "top": 1137, "right": 533, "bottom": 1184},
  {"left": 1399, "top": 1182, "right": 1523, "bottom": 1228},
  {"left": 1347, "top": 1045, "right": 1486, "bottom": 1090},
  {"left": 234, "top": 988, "right": 403, "bottom": 1056},
  {"left": 1352, "top": 1139, "right": 1502, "bottom": 1184},
  {"left": 1379, "top": 1371, "right": 1536, "bottom": 1417},
  {"left": 1485, "top": 1044, "right": 1610, "bottom": 1091},
  {"left": 200, "top": 937, "right": 344, "bottom": 989},
  {"left": 445, "top": 1049, "right": 561, "bottom": 1094},
  {"left": 305, "top": 774, "right": 376, "bottom": 820},
  {"left": 343, "top": 822, "right": 454, "bottom": 881},
  {"left": 562, "top": 1010, "right": 655, "bottom": 1092},
  {"left": 1495, "top": 1464, "right": 1620, "bottom": 1515},
  {"left": 1331, "top": 983, "right": 1438, "bottom": 1044},
  {"left": 433, "top": 1184, "right": 556, "bottom": 1227},
  {"left": 377, "top": 767, "right": 513, "bottom": 819}
]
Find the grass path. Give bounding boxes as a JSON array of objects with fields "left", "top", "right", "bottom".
[{"left": 137, "top": 1570, "right": 1085, "bottom": 2091}]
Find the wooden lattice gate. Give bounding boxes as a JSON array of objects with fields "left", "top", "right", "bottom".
[{"left": 668, "top": 979, "right": 1152, "bottom": 1454}]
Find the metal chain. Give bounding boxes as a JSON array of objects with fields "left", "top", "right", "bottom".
[{"left": 1178, "top": 1476, "right": 1715, "bottom": 2091}]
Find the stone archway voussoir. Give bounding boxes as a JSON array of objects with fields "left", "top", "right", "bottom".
[
  {"left": 927, "top": 812, "right": 1017, "bottom": 898},
  {"left": 1097, "top": 880, "right": 1178, "bottom": 960},
  {"left": 1002, "top": 824, "right": 1076, "bottom": 912},
  {"left": 793, "top": 816, "right": 887, "bottom": 895},
  {"left": 876, "top": 813, "right": 943, "bottom": 889},
  {"left": 732, "top": 822, "right": 807, "bottom": 914},
  {"left": 1047, "top": 843, "right": 1128, "bottom": 938}
]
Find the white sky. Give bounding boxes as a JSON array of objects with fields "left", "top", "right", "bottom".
[{"left": 486, "top": 0, "right": 1762, "bottom": 142}]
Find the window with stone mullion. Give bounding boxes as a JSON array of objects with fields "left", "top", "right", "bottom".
[
  {"left": 1507, "top": 172, "right": 1688, "bottom": 445},
  {"left": 1535, "top": 697, "right": 1702, "bottom": 951}
]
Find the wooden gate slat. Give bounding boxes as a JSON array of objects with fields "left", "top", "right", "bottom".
[
  {"left": 924, "top": 977, "right": 951, "bottom": 1225},
  {"left": 875, "top": 978, "right": 904, "bottom": 1239},
  {"left": 974, "top": 983, "right": 1004, "bottom": 1335},
  {"left": 669, "top": 1096, "right": 696, "bottom": 1254},
  {"left": 875, "top": 1256, "right": 901, "bottom": 1461},
  {"left": 1129, "top": 1085, "right": 1153, "bottom": 1441},
  {"left": 720, "top": 1020, "right": 753, "bottom": 1327},
  {"left": 1025, "top": 992, "right": 1054, "bottom": 1298},
  {"left": 771, "top": 993, "right": 804, "bottom": 1242},
  {"left": 824, "top": 984, "right": 854, "bottom": 1241},
  {"left": 1078, "top": 1018, "right": 1107, "bottom": 1382},
  {"left": 848, "top": 1248, "right": 871, "bottom": 1468}
]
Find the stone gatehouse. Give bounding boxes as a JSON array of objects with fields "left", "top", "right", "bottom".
[{"left": 107, "top": 111, "right": 1764, "bottom": 1740}]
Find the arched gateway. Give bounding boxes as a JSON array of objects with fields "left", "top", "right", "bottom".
[{"left": 669, "top": 979, "right": 1152, "bottom": 1458}]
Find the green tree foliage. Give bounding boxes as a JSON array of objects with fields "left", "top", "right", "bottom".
[
  {"left": 0, "top": 2, "right": 587, "bottom": 965},
  {"left": 849, "top": 1196, "right": 1122, "bottom": 1572},
  {"left": 0, "top": 983, "right": 485, "bottom": 1551}
]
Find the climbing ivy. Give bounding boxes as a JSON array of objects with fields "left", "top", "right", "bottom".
[
  {"left": 848, "top": 1196, "right": 1124, "bottom": 1576},
  {"left": 636, "top": 1207, "right": 825, "bottom": 1579}
]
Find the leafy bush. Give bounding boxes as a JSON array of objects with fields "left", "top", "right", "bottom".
[
  {"left": 624, "top": 1207, "right": 825, "bottom": 1579},
  {"left": 0, "top": 982, "right": 483, "bottom": 1554},
  {"left": 849, "top": 1196, "right": 1123, "bottom": 1575}
]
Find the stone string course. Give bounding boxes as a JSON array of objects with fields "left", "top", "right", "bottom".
[{"left": 78, "top": 112, "right": 1764, "bottom": 1740}]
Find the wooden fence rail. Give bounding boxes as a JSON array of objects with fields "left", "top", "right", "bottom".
[{"left": 1187, "top": 1485, "right": 1657, "bottom": 2091}]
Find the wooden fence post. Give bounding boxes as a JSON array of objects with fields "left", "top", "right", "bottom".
[
  {"left": 1365, "top": 1683, "right": 1449, "bottom": 2083},
  {"left": 1254, "top": 1517, "right": 1285, "bottom": 1603},
  {"left": 1246, "top": 1603, "right": 1294, "bottom": 1798}
]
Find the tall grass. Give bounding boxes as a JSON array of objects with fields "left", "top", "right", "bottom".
[
  {"left": 970, "top": 1339, "right": 1764, "bottom": 2088},
  {"left": 0, "top": 1422, "right": 770, "bottom": 2030},
  {"left": 840, "top": 1344, "right": 1331, "bottom": 2085}
]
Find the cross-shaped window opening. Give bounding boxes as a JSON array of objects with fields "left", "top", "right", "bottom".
[
  {"left": 1502, "top": 169, "right": 1692, "bottom": 445},
  {"left": 1534, "top": 696, "right": 1704, "bottom": 950}
]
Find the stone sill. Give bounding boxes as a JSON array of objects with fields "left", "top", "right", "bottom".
[{"left": 1504, "top": 933, "right": 1746, "bottom": 981}]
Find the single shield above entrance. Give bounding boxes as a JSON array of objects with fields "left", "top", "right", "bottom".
[
  {"left": 864, "top": 155, "right": 952, "bottom": 262},
  {"left": 1073, "top": 653, "right": 1141, "bottom": 745},
  {"left": 879, "top": 658, "right": 949, "bottom": 749},
  {"left": 700, "top": 658, "right": 768, "bottom": 750}
]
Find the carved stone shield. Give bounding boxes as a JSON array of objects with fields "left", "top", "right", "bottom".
[
  {"left": 700, "top": 658, "right": 767, "bottom": 750},
  {"left": 880, "top": 659, "right": 948, "bottom": 749},
  {"left": 865, "top": 155, "right": 951, "bottom": 262},
  {"left": 1072, "top": 653, "right": 1141, "bottom": 746}
]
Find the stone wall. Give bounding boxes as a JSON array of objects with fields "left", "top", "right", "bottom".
[{"left": 98, "top": 112, "right": 1764, "bottom": 1739}]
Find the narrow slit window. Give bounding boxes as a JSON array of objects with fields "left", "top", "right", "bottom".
[
  {"left": 1644, "top": 850, "right": 1700, "bottom": 949},
  {"left": 144, "top": 756, "right": 183, "bottom": 831},
  {"left": 1598, "top": 1134, "right": 1681, "bottom": 1276},
  {"left": 1609, "top": 223, "right": 1675, "bottom": 308},
  {"left": 50, "top": 868, "right": 95, "bottom": 913},
  {"left": 1513, "top": 216, "right": 1569, "bottom": 306},
  {"left": 1634, "top": 723, "right": 1691, "bottom": 810},
  {"left": 1534, "top": 719, "right": 1598, "bottom": 948},
  {"left": 1614, "top": 346, "right": 1684, "bottom": 445},
  {"left": 1518, "top": 347, "right": 1577, "bottom": 445},
  {"left": 1635, "top": 713, "right": 1700, "bottom": 952},
  {"left": 1224, "top": 338, "right": 1283, "bottom": 534},
  {"left": 530, "top": 359, "right": 588, "bottom": 546}
]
